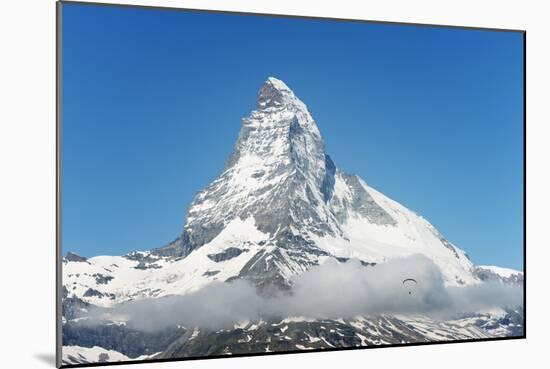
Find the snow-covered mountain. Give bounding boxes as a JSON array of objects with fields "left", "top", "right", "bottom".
[
  {"left": 63, "top": 77, "right": 481, "bottom": 307},
  {"left": 61, "top": 77, "right": 523, "bottom": 364},
  {"left": 474, "top": 265, "right": 524, "bottom": 286},
  {"left": 62, "top": 346, "right": 159, "bottom": 365}
]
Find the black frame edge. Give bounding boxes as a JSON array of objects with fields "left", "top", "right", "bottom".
[{"left": 56, "top": 1, "right": 63, "bottom": 368}]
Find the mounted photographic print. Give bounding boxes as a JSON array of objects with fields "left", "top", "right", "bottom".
[{"left": 56, "top": 1, "right": 525, "bottom": 367}]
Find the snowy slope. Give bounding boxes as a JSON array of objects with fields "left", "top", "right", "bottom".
[
  {"left": 62, "top": 346, "right": 131, "bottom": 364},
  {"left": 313, "top": 172, "right": 476, "bottom": 285},
  {"left": 474, "top": 265, "right": 524, "bottom": 286},
  {"left": 63, "top": 219, "right": 274, "bottom": 307},
  {"left": 62, "top": 345, "right": 161, "bottom": 365},
  {"left": 477, "top": 265, "right": 523, "bottom": 279}
]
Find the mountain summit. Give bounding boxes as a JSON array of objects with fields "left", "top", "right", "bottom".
[
  {"left": 151, "top": 77, "right": 477, "bottom": 290},
  {"left": 257, "top": 77, "right": 296, "bottom": 108}
]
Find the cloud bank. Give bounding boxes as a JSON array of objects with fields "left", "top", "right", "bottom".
[{"left": 85, "top": 254, "right": 523, "bottom": 331}]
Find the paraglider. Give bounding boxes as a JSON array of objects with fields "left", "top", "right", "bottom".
[{"left": 402, "top": 278, "right": 417, "bottom": 295}]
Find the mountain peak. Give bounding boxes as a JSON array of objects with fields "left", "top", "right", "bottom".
[
  {"left": 65, "top": 252, "right": 88, "bottom": 263},
  {"left": 266, "top": 76, "right": 291, "bottom": 91},
  {"left": 257, "top": 77, "right": 296, "bottom": 109}
]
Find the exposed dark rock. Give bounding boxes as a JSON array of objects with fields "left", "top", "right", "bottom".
[
  {"left": 473, "top": 267, "right": 524, "bottom": 286},
  {"left": 65, "top": 252, "right": 88, "bottom": 263},
  {"left": 321, "top": 154, "right": 336, "bottom": 202},
  {"left": 207, "top": 247, "right": 248, "bottom": 262},
  {"left": 202, "top": 270, "right": 220, "bottom": 277},
  {"left": 62, "top": 321, "right": 185, "bottom": 359},
  {"left": 339, "top": 174, "right": 396, "bottom": 226},
  {"left": 62, "top": 295, "right": 91, "bottom": 321},
  {"left": 134, "top": 262, "right": 162, "bottom": 270},
  {"left": 82, "top": 288, "right": 115, "bottom": 300},
  {"left": 93, "top": 273, "right": 114, "bottom": 285},
  {"left": 157, "top": 313, "right": 522, "bottom": 360}
]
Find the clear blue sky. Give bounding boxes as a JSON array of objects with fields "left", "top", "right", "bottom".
[{"left": 61, "top": 3, "right": 524, "bottom": 270}]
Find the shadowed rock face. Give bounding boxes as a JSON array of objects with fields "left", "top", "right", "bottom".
[
  {"left": 63, "top": 321, "right": 185, "bottom": 359},
  {"left": 157, "top": 311, "right": 525, "bottom": 360},
  {"left": 257, "top": 77, "right": 291, "bottom": 108},
  {"left": 473, "top": 267, "right": 524, "bottom": 286},
  {"left": 207, "top": 247, "right": 248, "bottom": 262},
  {"left": 65, "top": 252, "right": 88, "bottom": 263},
  {"left": 337, "top": 173, "right": 396, "bottom": 226},
  {"left": 93, "top": 273, "right": 114, "bottom": 285}
]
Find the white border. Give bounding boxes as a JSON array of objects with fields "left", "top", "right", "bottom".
[{"left": 1, "top": 1, "right": 548, "bottom": 369}]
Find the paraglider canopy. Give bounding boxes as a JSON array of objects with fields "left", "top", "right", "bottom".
[{"left": 402, "top": 278, "right": 417, "bottom": 295}]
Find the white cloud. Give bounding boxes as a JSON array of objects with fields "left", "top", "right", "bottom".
[{"left": 86, "top": 254, "right": 523, "bottom": 331}]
